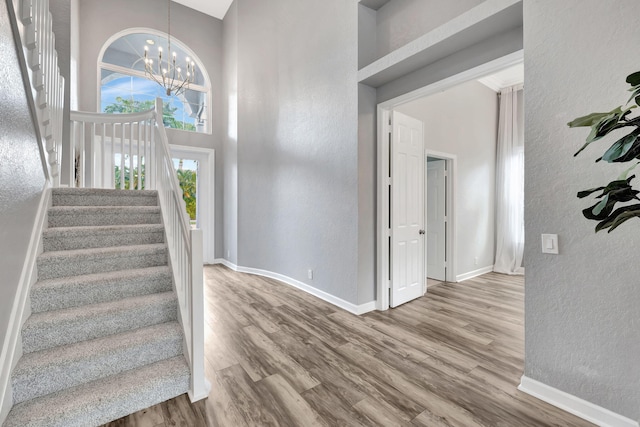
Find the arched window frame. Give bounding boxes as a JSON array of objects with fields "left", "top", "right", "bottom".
[{"left": 97, "top": 27, "right": 212, "bottom": 134}]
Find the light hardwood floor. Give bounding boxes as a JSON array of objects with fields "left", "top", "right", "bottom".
[{"left": 103, "top": 266, "right": 593, "bottom": 427}]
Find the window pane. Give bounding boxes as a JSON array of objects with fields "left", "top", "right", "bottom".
[{"left": 100, "top": 71, "right": 207, "bottom": 133}]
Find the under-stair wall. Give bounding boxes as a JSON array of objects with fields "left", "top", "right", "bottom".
[{"left": 0, "top": 0, "right": 48, "bottom": 422}]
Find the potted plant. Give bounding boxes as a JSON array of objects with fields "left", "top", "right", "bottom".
[{"left": 568, "top": 70, "right": 640, "bottom": 232}]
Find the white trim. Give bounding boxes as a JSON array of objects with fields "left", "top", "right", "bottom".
[
  {"left": 378, "top": 50, "right": 523, "bottom": 109},
  {"left": 212, "top": 260, "right": 376, "bottom": 315},
  {"left": 213, "top": 258, "right": 237, "bottom": 270},
  {"left": 169, "top": 144, "right": 215, "bottom": 264},
  {"left": 456, "top": 265, "right": 493, "bottom": 282},
  {"left": 0, "top": 184, "right": 51, "bottom": 424},
  {"left": 519, "top": 376, "right": 639, "bottom": 427},
  {"left": 376, "top": 51, "right": 524, "bottom": 311}
]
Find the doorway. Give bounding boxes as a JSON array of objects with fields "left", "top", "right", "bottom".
[
  {"left": 376, "top": 52, "right": 524, "bottom": 311},
  {"left": 425, "top": 155, "right": 453, "bottom": 285},
  {"left": 170, "top": 145, "right": 215, "bottom": 264}
]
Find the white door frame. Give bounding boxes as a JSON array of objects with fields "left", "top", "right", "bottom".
[
  {"left": 376, "top": 50, "right": 523, "bottom": 311},
  {"left": 169, "top": 144, "right": 215, "bottom": 264},
  {"left": 424, "top": 151, "right": 457, "bottom": 293}
]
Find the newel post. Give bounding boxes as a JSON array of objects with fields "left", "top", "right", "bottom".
[{"left": 188, "top": 228, "right": 209, "bottom": 401}]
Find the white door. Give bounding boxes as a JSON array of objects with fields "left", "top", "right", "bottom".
[
  {"left": 390, "top": 111, "right": 425, "bottom": 308},
  {"left": 426, "top": 159, "right": 446, "bottom": 281}
]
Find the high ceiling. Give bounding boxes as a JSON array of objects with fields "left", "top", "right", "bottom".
[{"left": 172, "top": 0, "right": 233, "bottom": 20}]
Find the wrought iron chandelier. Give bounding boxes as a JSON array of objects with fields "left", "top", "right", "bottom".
[{"left": 143, "top": 0, "right": 195, "bottom": 96}]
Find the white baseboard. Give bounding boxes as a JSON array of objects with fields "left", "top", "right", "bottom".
[
  {"left": 519, "top": 376, "right": 639, "bottom": 427},
  {"left": 456, "top": 265, "right": 493, "bottom": 282},
  {"left": 213, "top": 258, "right": 238, "bottom": 270},
  {"left": 0, "top": 185, "right": 50, "bottom": 424},
  {"left": 212, "top": 259, "right": 376, "bottom": 315}
]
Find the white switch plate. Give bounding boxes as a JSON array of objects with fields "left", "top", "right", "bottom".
[{"left": 541, "top": 234, "right": 559, "bottom": 254}]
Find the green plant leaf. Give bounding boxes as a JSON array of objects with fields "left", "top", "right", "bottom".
[
  {"left": 573, "top": 106, "right": 636, "bottom": 156},
  {"left": 593, "top": 204, "right": 640, "bottom": 232},
  {"left": 626, "top": 71, "right": 640, "bottom": 87},
  {"left": 568, "top": 110, "right": 619, "bottom": 128},
  {"left": 577, "top": 187, "right": 605, "bottom": 198},
  {"left": 592, "top": 195, "right": 609, "bottom": 216},
  {"left": 617, "top": 162, "right": 640, "bottom": 180},
  {"left": 600, "top": 133, "right": 638, "bottom": 162}
]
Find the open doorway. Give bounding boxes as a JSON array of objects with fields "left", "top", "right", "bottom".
[
  {"left": 425, "top": 155, "right": 453, "bottom": 287},
  {"left": 376, "top": 52, "right": 524, "bottom": 311},
  {"left": 170, "top": 145, "right": 215, "bottom": 264}
]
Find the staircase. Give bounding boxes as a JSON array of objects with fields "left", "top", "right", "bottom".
[{"left": 4, "top": 188, "right": 191, "bottom": 427}]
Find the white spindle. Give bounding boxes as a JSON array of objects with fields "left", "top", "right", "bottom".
[
  {"left": 13, "top": 0, "right": 66, "bottom": 185},
  {"left": 79, "top": 122, "right": 85, "bottom": 187},
  {"left": 100, "top": 123, "right": 106, "bottom": 188}
]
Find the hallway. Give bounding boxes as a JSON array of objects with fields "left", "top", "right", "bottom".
[{"left": 104, "top": 267, "right": 591, "bottom": 426}]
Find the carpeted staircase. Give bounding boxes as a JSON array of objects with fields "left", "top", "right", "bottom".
[{"left": 4, "top": 188, "right": 190, "bottom": 427}]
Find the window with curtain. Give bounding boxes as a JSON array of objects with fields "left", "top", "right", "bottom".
[
  {"left": 99, "top": 31, "right": 210, "bottom": 134},
  {"left": 494, "top": 85, "right": 525, "bottom": 275}
]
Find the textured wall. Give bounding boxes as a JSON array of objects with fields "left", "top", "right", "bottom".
[
  {"left": 78, "top": 0, "right": 225, "bottom": 258},
  {"left": 222, "top": 1, "right": 238, "bottom": 265},
  {"left": 235, "top": 0, "right": 360, "bottom": 304},
  {"left": 358, "top": 83, "right": 377, "bottom": 303},
  {"left": 396, "top": 80, "right": 498, "bottom": 277},
  {"left": 376, "top": 0, "right": 485, "bottom": 59},
  {"left": 0, "top": 0, "right": 46, "bottom": 350},
  {"left": 377, "top": 25, "right": 523, "bottom": 103},
  {"left": 358, "top": 4, "right": 377, "bottom": 69},
  {"left": 524, "top": 0, "right": 640, "bottom": 420}
]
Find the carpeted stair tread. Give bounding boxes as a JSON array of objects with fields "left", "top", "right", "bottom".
[
  {"left": 37, "top": 243, "right": 168, "bottom": 280},
  {"left": 42, "top": 224, "right": 165, "bottom": 251},
  {"left": 30, "top": 266, "right": 172, "bottom": 313},
  {"left": 52, "top": 188, "right": 158, "bottom": 207},
  {"left": 12, "top": 322, "right": 183, "bottom": 404},
  {"left": 4, "top": 356, "right": 190, "bottom": 427},
  {"left": 21, "top": 292, "right": 177, "bottom": 354},
  {"left": 48, "top": 206, "right": 161, "bottom": 227}
]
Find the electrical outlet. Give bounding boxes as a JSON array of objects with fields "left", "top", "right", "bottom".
[
  {"left": 227, "top": 250, "right": 230, "bottom": 258},
  {"left": 474, "top": 257, "right": 478, "bottom": 266},
  {"left": 308, "top": 269, "right": 313, "bottom": 280}
]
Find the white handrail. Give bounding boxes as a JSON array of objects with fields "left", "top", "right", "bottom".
[
  {"left": 10, "top": 0, "right": 65, "bottom": 186},
  {"left": 151, "top": 98, "right": 208, "bottom": 401},
  {"left": 68, "top": 99, "right": 208, "bottom": 401}
]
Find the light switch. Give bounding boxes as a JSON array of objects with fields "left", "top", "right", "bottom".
[{"left": 541, "top": 234, "right": 559, "bottom": 254}]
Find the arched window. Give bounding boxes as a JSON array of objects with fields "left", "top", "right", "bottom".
[{"left": 98, "top": 29, "right": 210, "bottom": 134}]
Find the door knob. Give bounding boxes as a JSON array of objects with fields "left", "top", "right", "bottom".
[{"left": 419, "top": 229, "right": 425, "bottom": 235}]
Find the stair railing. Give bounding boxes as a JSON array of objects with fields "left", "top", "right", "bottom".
[
  {"left": 150, "top": 98, "right": 208, "bottom": 402},
  {"left": 9, "top": 0, "right": 65, "bottom": 186},
  {"left": 69, "top": 109, "right": 156, "bottom": 189},
  {"left": 69, "top": 99, "right": 208, "bottom": 402}
]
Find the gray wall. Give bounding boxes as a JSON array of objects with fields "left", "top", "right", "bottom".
[
  {"left": 233, "top": 0, "right": 361, "bottom": 304},
  {"left": 78, "top": 0, "right": 225, "bottom": 258},
  {"left": 358, "top": 83, "right": 377, "bottom": 303},
  {"left": 358, "top": 4, "right": 377, "bottom": 69},
  {"left": 0, "top": 0, "right": 46, "bottom": 350},
  {"left": 376, "top": 0, "right": 485, "bottom": 59},
  {"left": 377, "top": 25, "right": 523, "bottom": 103},
  {"left": 222, "top": 1, "right": 238, "bottom": 265},
  {"left": 396, "top": 80, "right": 498, "bottom": 277},
  {"left": 524, "top": 0, "right": 640, "bottom": 420}
]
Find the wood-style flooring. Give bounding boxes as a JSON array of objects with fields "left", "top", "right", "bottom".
[{"left": 103, "top": 266, "right": 593, "bottom": 427}]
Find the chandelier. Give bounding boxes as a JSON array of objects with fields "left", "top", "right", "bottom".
[{"left": 143, "top": 0, "right": 195, "bottom": 96}]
